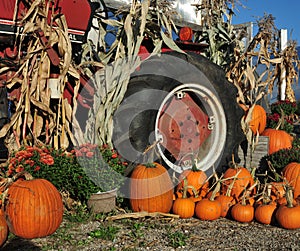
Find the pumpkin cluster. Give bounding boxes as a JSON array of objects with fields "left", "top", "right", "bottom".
[
  {"left": 128, "top": 158, "right": 300, "bottom": 231},
  {"left": 242, "top": 104, "right": 294, "bottom": 154}
]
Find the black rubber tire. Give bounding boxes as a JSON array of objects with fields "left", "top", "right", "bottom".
[{"left": 112, "top": 51, "right": 244, "bottom": 175}]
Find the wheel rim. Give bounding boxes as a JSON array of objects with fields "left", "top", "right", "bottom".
[{"left": 155, "top": 83, "right": 226, "bottom": 173}]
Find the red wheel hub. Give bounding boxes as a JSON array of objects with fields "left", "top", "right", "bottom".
[{"left": 158, "top": 93, "right": 211, "bottom": 161}]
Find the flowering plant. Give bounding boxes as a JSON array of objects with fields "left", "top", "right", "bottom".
[
  {"left": 2, "top": 145, "right": 99, "bottom": 204},
  {"left": 4, "top": 145, "right": 55, "bottom": 176},
  {"left": 267, "top": 113, "right": 294, "bottom": 133},
  {"left": 270, "top": 100, "right": 297, "bottom": 116},
  {"left": 75, "top": 143, "right": 127, "bottom": 193}
]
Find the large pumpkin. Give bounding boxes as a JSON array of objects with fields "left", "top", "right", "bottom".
[
  {"left": 283, "top": 162, "right": 300, "bottom": 198},
  {"left": 248, "top": 105, "right": 267, "bottom": 135},
  {"left": 0, "top": 209, "right": 8, "bottom": 247},
  {"left": 5, "top": 178, "right": 64, "bottom": 239},
  {"left": 130, "top": 162, "right": 173, "bottom": 213},
  {"left": 261, "top": 128, "right": 292, "bottom": 155}
]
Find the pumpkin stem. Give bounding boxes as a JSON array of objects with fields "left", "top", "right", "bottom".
[
  {"left": 241, "top": 181, "right": 257, "bottom": 205},
  {"left": 142, "top": 140, "right": 160, "bottom": 164},
  {"left": 228, "top": 154, "right": 238, "bottom": 169},
  {"left": 285, "top": 186, "right": 294, "bottom": 208},
  {"left": 182, "top": 178, "right": 188, "bottom": 199},
  {"left": 209, "top": 173, "right": 221, "bottom": 201},
  {"left": 191, "top": 157, "right": 200, "bottom": 172}
]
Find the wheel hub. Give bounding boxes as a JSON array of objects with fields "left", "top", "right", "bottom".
[{"left": 158, "top": 92, "right": 211, "bottom": 161}]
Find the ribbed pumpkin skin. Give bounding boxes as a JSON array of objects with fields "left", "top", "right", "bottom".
[
  {"left": 283, "top": 162, "right": 300, "bottom": 198},
  {"left": 276, "top": 204, "right": 300, "bottom": 229},
  {"left": 177, "top": 170, "right": 207, "bottom": 197},
  {"left": 261, "top": 128, "right": 292, "bottom": 155},
  {"left": 254, "top": 203, "right": 277, "bottom": 225},
  {"left": 0, "top": 210, "right": 8, "bottom": 247},
  {"left": 249, "top": 105, "right": 267, "bottom": 135},
  {"left": 130, "top": 163, "right": 173, "bottom": 213},
  {"left": 194, "top": 199, "right": 221, "bottom": 221},
  {"left": 215, "top": 195, "right": 235, "bottom": 218},
  {"left": 172, "top": 198, "right": 195, "bottom": 218},
  {"left": 221, "top": 167, "right": 255, "bottom": 200},
  {"left": 231, "top": 203, "right": 254, "bottom": 223},
  {"left": 5, "top": 179, "right": 64, "bottom": 239}
]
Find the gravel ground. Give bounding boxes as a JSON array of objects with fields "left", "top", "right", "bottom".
[{"left": 2, "top": 209, "right": 300, "bottom": 251}]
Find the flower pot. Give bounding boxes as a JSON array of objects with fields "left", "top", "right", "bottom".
[{"left": 87, "top": 188, "right": 117, "bottom": 213}]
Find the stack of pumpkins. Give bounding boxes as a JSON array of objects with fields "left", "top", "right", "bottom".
[
  {"left": 243, "top": 104, "right": 293, "bottom": 154},
  {"left": 129, "top": 160, "right": 300, "bottom": 230},
  {"left": 0, "top": 172, "right": 64, "bottom": 248}
]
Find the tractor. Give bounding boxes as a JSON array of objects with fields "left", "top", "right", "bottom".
[{"left": 0, "top": 0, "right": 244, "bottom": 175}]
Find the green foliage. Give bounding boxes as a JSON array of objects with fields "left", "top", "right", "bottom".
[
  {"left": 258, "top": 147, "right": 300, "bottom": 182},
  {"left": 88, "top": 225, "right": 119, "bottom": 241},
  {"left": 270, "top": 100, "right": 297, "bottom": 116},
  {"left": 167, "top": 230, "right": 188, "bottom": 248},
  {"left": 266, "top": 113, "right": 294, "bottom": 133},
  {"left": 265, "top": 147, "right": 300, "bottom": 170}
]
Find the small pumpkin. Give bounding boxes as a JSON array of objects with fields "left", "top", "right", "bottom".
[
  {"left": 5, "top": 173, "right": 64, "bottom": 239},
  {"left": 261, "top": 128, "right": 292, "bottom": 155},
  {"left": 176, "top": 164, "right": 208, "bottom": 198},
  {"left": 172, "top": 179, "right": 195, "bottom": 218},
  {"left": 275, "top": 187, "right": 300, "bottom": 229},
  {"left": 254, "top": 202, "right": 277, "bottom": 225},
  {"left": 195, "top": 177, "right": 221, "bottom": 221},
  {"left": 231, "top": 201, "right": 254, "bottom": 223},
  {"left": 130, "top": 162, "right": 173, "bottom": 213},
  {"left": 221, "top": 158, "right": 255, "bottom": 200},
  {"left": 230, "top": 183, "right": 256, "bottom": 223},
  {"left": 282, "top": 162, "right": 300, "bottom": 198}
]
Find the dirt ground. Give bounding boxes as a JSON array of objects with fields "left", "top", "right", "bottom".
[{"left": 2, "top": 209, "right": 300, "bottom": 251}]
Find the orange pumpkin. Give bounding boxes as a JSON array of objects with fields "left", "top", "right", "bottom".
[
  {"left": 248, "top": 105, "right": 267, "bottom": 135},
  {"left": 221, "top": 165, "right": 255, "bottom": 200},
  {"left": 172, "top": 198, "right": 195, "bottom": 218},
  {"left": 215, "top": 194, "right": 235, "bottom": 218},
  {"left": 231, "top": 202, "right": 254, "bottom": 223},
  {"left": 176, "top": 168, "right": 207, "bottom": 198},
  {"left": 195, "top": 198, "right": 221, "bottom": 221},
  {"left": 0, "top": 209, "right": 8, "bottom": 247},
  {"left": 172, "top": 178, "right": 195, "bottom": 218},
  {"left": 283, "top": 162, "right": 300, "bottom": 198},
  {"left": 195, "top": 179, "right": 221, "bottom": 221},
  {"left": 261, "top": 128, "right": 292, "bottom": 155},
  {"left": 254, "top": 202, "right": 277, "bottom": 225},
  {"left": 275, "top": 188, "right": 300, "bottom": 229},
  {"left": 5, "top": 177, "right": 63, "bottom": 239},
  {"left": 130, "top": 162, "right": 173, "bottom": 213}
]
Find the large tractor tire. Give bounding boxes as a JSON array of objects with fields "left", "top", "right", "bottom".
[{"left": 112, "top": 51, "right": 244, "bottom": 176}]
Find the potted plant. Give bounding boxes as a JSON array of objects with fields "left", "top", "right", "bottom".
[{"left": 74, "top": 143, "right": 127, "bottom": 213}]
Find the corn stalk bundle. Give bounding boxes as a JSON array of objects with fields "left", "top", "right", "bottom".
[
  {"left": 226, "top": 14, "right": 299, "bottom": 143},
  {"left": 83, "top": 0, "right": 183, "bottom": 146},
  {"left": 0, "top": 0, "right": 82, "bottom": 151}
]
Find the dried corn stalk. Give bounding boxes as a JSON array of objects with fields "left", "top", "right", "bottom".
[
  {"left": 0, "top": 0, "right": 83, "bottom": 151},
  {"left": 227, "top": 14, "right": 299, "bottom": 143},
  {"left": 83, "top": 0, "right": 182, "bottom": 146}
]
